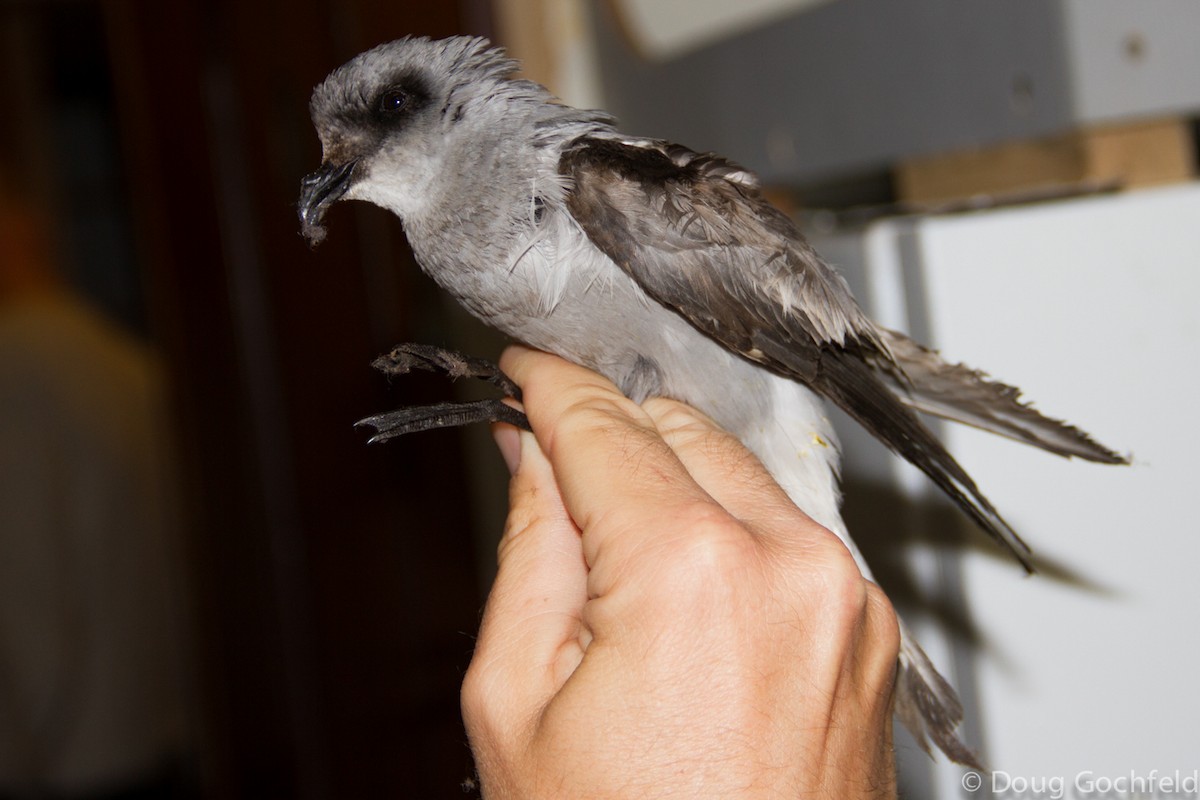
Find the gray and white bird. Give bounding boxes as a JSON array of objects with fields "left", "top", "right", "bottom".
[{"left": 298, "top": 35, "right": 1126, "bottom": 767}]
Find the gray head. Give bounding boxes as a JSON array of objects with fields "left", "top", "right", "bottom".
[{"left": 299, "top": 35, "right": 573, "bottom": 244}]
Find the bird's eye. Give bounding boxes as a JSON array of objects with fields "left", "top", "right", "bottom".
[{"left": 378, "top": 88, "right": 410, "bottom": 115}]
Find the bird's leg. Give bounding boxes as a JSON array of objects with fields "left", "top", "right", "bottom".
[
  {"left": 355, "top": 343, "right": 531, "bottom": 444},
  {"left": 357, "top": 399, "right": 530, "bottom": 442},
  {"left": 369, "top": 343, "right": 524, "bottom": 398}
]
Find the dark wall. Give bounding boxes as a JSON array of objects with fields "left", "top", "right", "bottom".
[{"left": 4, "top": 2, "right": 496, "bottom": 797}]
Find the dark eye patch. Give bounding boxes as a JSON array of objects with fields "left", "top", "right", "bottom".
[{"left": 370, "top": 71, "right": 431, "bottom": 125}]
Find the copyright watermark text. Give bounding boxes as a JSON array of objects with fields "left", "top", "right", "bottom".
[{"left": 961, "top": 769, "right": 1199, "bottom": 798}]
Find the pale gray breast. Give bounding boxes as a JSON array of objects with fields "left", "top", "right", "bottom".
[
  {"left": 500, "top": 214, "right": 782, "bottom": 440},
  {"left": 407, "top": 178, "right": 780, "bottom": 442}
]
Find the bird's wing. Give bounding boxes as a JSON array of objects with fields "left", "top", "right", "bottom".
[
  {"left": 873, "top": 328, "right": 1129, "bottom": 464},
  {"left": 562, "top": 136, "right": 880, "bottom": 354},
  {"left": 561, "top": 135, "right": 1034, "bottom": 570}
]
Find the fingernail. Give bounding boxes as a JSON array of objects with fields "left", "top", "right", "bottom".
[{"left": 492, "top": 424, "right": 522, "bottom": 475}]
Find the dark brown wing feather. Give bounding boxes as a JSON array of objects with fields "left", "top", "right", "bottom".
[{"left": 561, "top": 135, "right": 1035, "bottom": 571}]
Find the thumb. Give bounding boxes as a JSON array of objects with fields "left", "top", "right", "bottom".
[{"left": 462, "top": 425, "right": 589, "bottom": 741}]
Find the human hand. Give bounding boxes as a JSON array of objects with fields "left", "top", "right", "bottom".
[{"left": 461, "top": 346, "right": 899, "bottom": 799}]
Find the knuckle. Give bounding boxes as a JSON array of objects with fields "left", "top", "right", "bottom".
[
  {"left": 645, "top": 508, "right": 757, "bottom": 596},
  {"left": 460, "top": 658, "right": 484, "bottom": 704},
  {"left": 831, "top": 574, "right": 871, "bottom": 625},
  {"left": 543, "top": 392, "right": 654, "bottom": 457},
  {"left": 460, "top": 647, "right": 516, "bottom": 739},
  {"left": 460, "top": 656, "right": 493, "bottom": 721},
  {"left": 806, "top": 544, "right": 871, "bottom": 623},
  {"left": 642, "top": 397, "right": 709, "bottom": 436},
  {"left": 646, "top": 399, "right": 745, "bottom": 460},
  {"left": 863, "top": 581, "right": 901, "bottom": 653}
]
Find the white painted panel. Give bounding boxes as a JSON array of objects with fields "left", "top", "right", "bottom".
[
  {"left": 611, "top": 0, "right": 838, "bottom": 60},
  {"left": 909, "top": 184, "right": 1200, "bottom": 790}
]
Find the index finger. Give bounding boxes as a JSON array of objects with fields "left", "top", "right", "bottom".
[{"left": 500, "top": 346, "right": 729, "bottom": 576}]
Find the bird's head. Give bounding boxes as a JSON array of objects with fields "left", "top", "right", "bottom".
[{"left": 298, "top": 35, "right": 523, "bottom": 245}]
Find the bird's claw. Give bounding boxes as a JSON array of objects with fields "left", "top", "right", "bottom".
[
  {"left": 357, "top": 344, "right": 530, "bottom": 442},
  {"left": 370, "top": 343, "right": 523, "bottom": 401}
]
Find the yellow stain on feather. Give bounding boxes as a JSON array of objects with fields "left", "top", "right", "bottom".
[{"left": 797, "top": 432, "right": 830, "bottom": 460}]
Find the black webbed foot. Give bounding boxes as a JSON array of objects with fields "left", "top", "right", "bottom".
[
  {"left": 356, "top": 400, "right": 531, "bottom": 443},
  {"left": 356, "top": 344, "right": 530, "bottom": 443}
]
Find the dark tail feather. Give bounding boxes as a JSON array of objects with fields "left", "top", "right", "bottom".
[
  {"left": 896, "top": 626, "right": 985, "bottom": 769},
  {"left": 876, "top": 328, "right": 1129, "bottom": 464}
]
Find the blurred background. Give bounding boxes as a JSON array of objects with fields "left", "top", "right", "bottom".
[{"left": 1, "top": 1, "right": 1196, "bottom": 798}]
